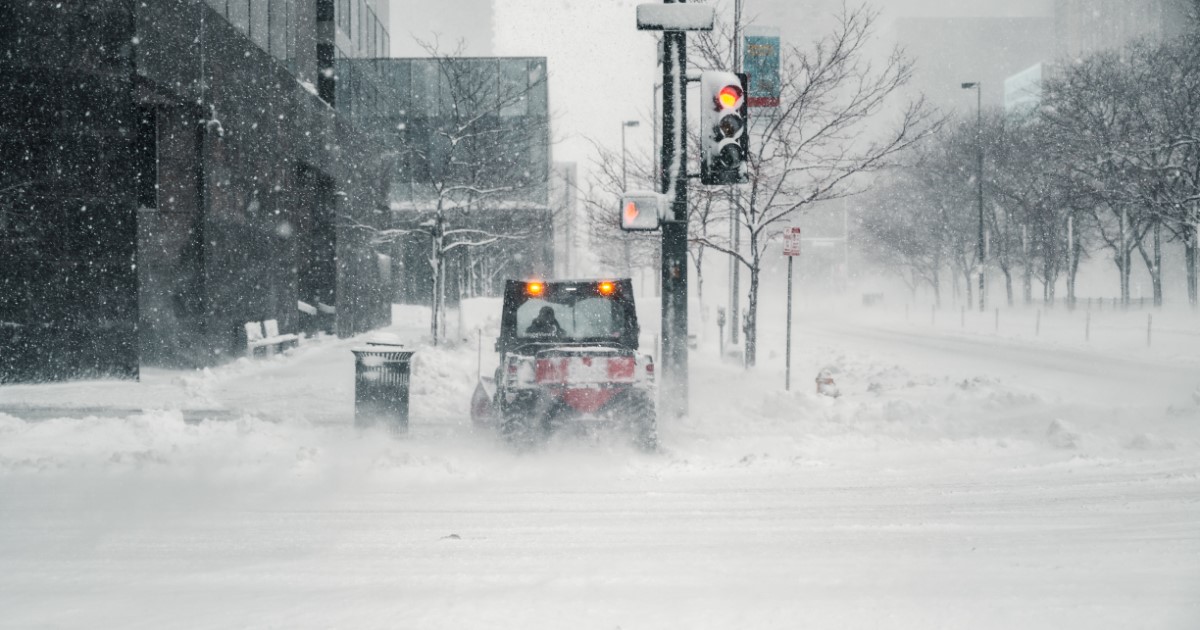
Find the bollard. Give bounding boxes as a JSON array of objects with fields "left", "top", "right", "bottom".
[
  {"left": 1147, "top": 313, "right": 1153, "bottom": 347},
  {"left": 1035, "top": 309, "right": 1041, "bottom": 337},
  {"left": 931, "top": 304, "right": 936, "bottom": 326},
  {"left": 1085, "top": 311, "right": 1091, "bottom": 342},
  {"left": 994, "top": 307, "right": 999, "bottom": 332},
  {"left": 717, "top": 307, "right": 727, "bottom": 359},
  {"left": 961, "top": 306, "right": 966, "bottom": 329},
  {"left": 351, "top": 343, "right": 415, "bottom": 432}
]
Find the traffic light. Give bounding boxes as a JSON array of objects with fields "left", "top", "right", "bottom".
[
  {"left": 700, "top": 71, "right": 749, "bottom": 186},
  {"left": 619, "top": 192, "right": 663, "bottom": 231}
]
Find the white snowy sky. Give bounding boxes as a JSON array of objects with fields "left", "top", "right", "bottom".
[
  {"left": 391, "top": 0, "right": 1056, "bottom": 167},
  {"left": 492, "top": 0, "right": 659, "bottom": 165}
]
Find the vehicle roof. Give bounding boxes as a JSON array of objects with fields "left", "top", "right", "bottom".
[{"left": 505, "top": 278, "right": 633, "bottom": 285}]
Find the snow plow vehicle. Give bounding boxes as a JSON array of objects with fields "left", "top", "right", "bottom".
[{"left": 470, "top": 279, "right": 657, "bottom": 450}]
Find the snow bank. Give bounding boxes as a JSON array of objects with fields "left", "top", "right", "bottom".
[{"left": 3, "top": 301, "right": 1198, "bottom": 482}]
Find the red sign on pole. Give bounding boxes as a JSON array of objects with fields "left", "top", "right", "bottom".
[{"left": 783, "top": 226, "right": 802, "bottom": 257}]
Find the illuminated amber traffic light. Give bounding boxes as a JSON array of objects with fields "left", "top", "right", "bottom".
[
  {"left": 718, "top": 85, "right": 743, "bottom": 109},
  {"left": 701, "top": 71, "right": 749, "bottom": 185}
]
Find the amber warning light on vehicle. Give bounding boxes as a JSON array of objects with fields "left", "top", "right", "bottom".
[
  {"left": 598, "top": 281, "right": 616, "bottom": 296},
  {"left": 525, "top": 281, "right": 545, "bottom": 297}
]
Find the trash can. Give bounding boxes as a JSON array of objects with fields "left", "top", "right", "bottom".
[{"left": 351, "top": 343, "right": 415, "bottom": 432}]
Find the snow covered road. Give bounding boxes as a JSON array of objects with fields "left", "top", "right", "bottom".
[
  {"left": 1, "top": 305, "right": 1198, "bottom": 629},
  {"left": 803, "top": 312, "right": 1197, "bottom": 406}
]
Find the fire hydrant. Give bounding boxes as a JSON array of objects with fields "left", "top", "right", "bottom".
[{"left": 816, "top": 368, "right": 840, "bottom": 398}]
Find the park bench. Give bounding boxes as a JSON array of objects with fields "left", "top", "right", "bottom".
[
  {"left": 298, "top": 300, "right": 336, "bottom": 336},
  {"left": 244, "top": 319, "right": 299, "bottom": 357}
]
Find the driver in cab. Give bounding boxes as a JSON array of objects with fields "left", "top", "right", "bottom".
[{"left": 526, "top": 306, "right": 565, "bottom": 337}]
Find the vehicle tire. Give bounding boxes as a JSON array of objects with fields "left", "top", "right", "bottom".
[
  {"left": 501, "top": 401, "right": 550, "bottom": 448},
  {"left": 625, "top": 392, "right": 658, "bottom": 452}
]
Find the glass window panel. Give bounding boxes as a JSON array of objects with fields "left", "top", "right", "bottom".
[
  {"left": 394, "top": 60, "right": 412, "bottom": 118},
  {"left": 269, "top": 0, "right": 287, "bottom": 61},
  {"left": 335, "top": 49, "right": 352, "bottom": 116},
  {"left": 370, "top": 14, "right": 377, "bottom": 57},
  {"left": 286, "top": 0, "right": 297, "bottom": 71},
  {"left": 499, "top": 60, "right": 528, "bottom": 117},
  {"left": 361, "top": 0, "right": 368, "bottom": 51},
  {"left": 516, "top": 297, "right": 621, "bottom": 340},
  {"left": 528, "top": 60, "right": 547, "bottom": 114},
  {"left": 412, "top": 60, "right": 439, "bottom": 117},
  {"left": 250, "top": 0, "right": 269, "bottom": 51},
  {"left": 204, "top": 0, "right": 226, "bottom": 17},
  {"left": 228, "top": 0, "right": 249, "bottom": 33}
]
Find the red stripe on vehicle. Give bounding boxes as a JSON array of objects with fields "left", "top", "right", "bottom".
[
  {"left": 607, "top": 357, "right": 636, "bottom": 380},
  {"left": 562, "top": 389, "right": 618, "bottom": 414},
  {"left": 536, "top": 358, "right": 569, "bottom": 383}
]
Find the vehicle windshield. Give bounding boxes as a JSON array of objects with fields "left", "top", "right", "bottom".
[{"left": 516, "top": 296, "right": 622, "bottom": 340}]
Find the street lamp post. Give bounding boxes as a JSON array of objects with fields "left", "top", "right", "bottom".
[
  {"left": 621, "top": 120, "right": 640, "bottom": 191},
  {"left": 652, "top": 83, "right": 662, "bottom": 184},
  {"left": 962, "top": 81, "right": 985, "bottom": 311}
]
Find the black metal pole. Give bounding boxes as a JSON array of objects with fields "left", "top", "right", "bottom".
[
  {"left": 622, "top": 122, "right": 632, "bottom": 276},
  {"left": 660, "top": 16, "right": 689, "bottom": 418},
  {"left": 785, "top": 255, "right": 793, "bottom": 391},
  {"left": 729, "top": 0, "right": 742, "bottom": 348},
  {"left": 976, "top": 84, "right": 985, "bottom": 312}
]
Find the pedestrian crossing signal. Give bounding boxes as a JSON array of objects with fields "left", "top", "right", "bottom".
[{"left": 619, "top": 193, "right": 663, "bottom": 231}]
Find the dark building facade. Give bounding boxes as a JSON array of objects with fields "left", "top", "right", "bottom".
[{"left": 1, "top": 0, "right": 394, "bottom": 382}]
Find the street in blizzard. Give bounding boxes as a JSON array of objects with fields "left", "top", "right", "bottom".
[{"left": 1, "top": 0, "right": 1199, "bottom": 628}]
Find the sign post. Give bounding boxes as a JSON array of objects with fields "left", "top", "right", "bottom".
[
  {"left": 783, "top": 227, "right": 801, "bottom": 390},
  {"left": 731, "top": 27, "right": 779, "bottom": 359}
]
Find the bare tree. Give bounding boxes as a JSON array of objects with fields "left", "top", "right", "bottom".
[
  {"left": 912, "top": 126, "right": 983, "bottom": 309},
  {"left": 578, "top": 139, "right": 662, "bottom": 282},
  {"left": 579, "top": 114, "right": 731, "bottom": 314},
  {"left": 981, "top": 112, "right": 1084, "bottom": 306},
  {"left": 1042, "top": 47, "right": 1157, "bottom": 307},
  {"left": 1124, "top": 34, "right": 1200, "bottom": 307},
  {"left": 870, "top": 20, "right": 1200, "bottom": 310},
  {"left": 690, "top": 5, "right": 936, "bottom": 367},
  {"left": 859, "top": 171, "right": 947, "bottom": 304},
  {"left": 347, "top": 40, "right": 552, "bottom": 344}
]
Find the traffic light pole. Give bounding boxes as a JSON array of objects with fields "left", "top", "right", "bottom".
[
  {"left": 729, "top": 0, "right": 742, "bottom": 348},
  {"left": 660, "top": 23, "right": 689, "bottom": 418}
]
